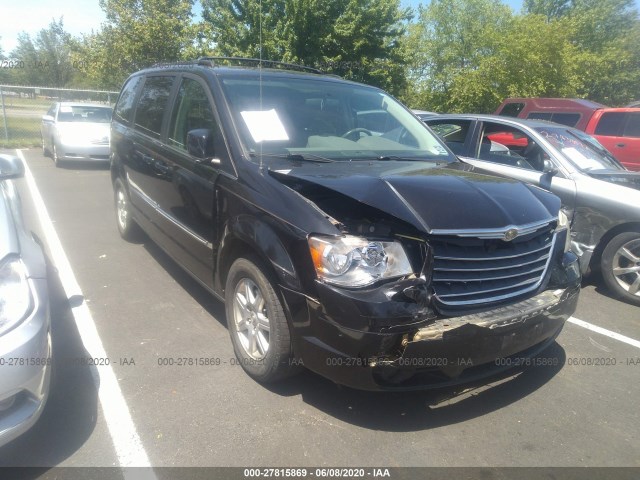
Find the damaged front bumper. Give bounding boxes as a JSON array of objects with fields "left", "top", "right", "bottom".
[{"left": 284, "top": 254, "right": 581, "bottom": 391}]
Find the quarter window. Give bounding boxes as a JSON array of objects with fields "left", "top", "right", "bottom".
[
  {"left": 134, "top": 76, "right": 175, "bottom": 138},
  {"left": 168, "top": 78, "right": 216, "bottom": 151}
]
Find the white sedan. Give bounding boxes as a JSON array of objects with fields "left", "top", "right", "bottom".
[{"left": 41, "top": 102, "right": 112, "bottom": 167}]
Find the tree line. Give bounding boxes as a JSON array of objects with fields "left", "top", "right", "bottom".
[{"left": 0, "top": 0, "right": 638, "bottom": 112}]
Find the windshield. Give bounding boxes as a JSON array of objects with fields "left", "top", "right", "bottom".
[
  {"left": 536, "top": 127, "right": 623, "bottom": 171},
  {"left": 221, "top": 75, "right": 454, "bottom": 163},
  {"left": 57, "top": 105, "right": 113, "bottom": 123}
]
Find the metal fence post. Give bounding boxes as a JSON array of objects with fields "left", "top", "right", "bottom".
[{"left": 0, "top": 86, "right": 9, "bottom": 144}]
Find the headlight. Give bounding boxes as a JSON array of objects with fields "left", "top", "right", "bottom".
[
  {"left": 308, "top": 235, "right": 413, "bottom": 287},
  {"left": 555, "top": 209, "right": 571, "bottom": 252},
  {"left": 0, "top": 257, "right": 33, "bottom": 336}
]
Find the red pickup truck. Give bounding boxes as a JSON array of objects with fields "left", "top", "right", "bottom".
[{"left": 495, "top": 98, "right": 640, "bottom": 171}]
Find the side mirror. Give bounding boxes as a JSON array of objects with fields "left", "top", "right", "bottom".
[
  {"left": 543, "top": 159, "right": 558, "bottom": 176},
  {"left": 42, "top": 114, "right": 55, "bottom": 123},
  {"left": 187, "top": 129, "right": 215, "bottom": 160},
  {"left": 0, "top": 155, "right": 25, "bottom": 180}
]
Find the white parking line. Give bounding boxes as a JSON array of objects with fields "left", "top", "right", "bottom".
[
  {"left": 568, "top": 316, "right": 640, "bottom": 350},
  {"left": 17, "top": 150, "right": 156, "bottom": 477}
]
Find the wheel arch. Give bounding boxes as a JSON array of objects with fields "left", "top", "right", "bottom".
[
  {"left": 590, "top": 222, "right": 640, "bottom": 272},
  {"left": 215, "top": 217, "right": 303, "bottom": 296}
]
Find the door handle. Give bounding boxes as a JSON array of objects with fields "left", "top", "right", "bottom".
[
  {"left": 616, "top": 143, "right": 626, "bottom": 148},
  {"left": 154, "top": 161, "right": 170, "bottom": 174}
]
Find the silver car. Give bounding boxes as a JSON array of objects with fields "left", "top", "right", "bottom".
[
  {"left": 41, "top": 102, "right": 112, "bottom": 167},
  {"left": 424, "top": 114, "right": 640, "bottom": 306},
  {"left": 0, "top": 154, "right": 51, "bottom": 447}
]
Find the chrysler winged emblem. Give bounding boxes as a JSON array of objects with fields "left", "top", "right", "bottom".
[{"left": 503, "top": 228, "right": 519, "bottom": 242}]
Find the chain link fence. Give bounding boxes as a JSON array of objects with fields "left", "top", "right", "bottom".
[{"left": 0, "top": 85, "right": 119, "bottom": 148}]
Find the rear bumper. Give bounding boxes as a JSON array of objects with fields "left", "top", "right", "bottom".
[{"left": 284, "top": 253, "right": 581, "bottom": 391}]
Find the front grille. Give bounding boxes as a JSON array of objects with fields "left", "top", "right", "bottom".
[{"left": 430, "top": 223, "right": 556, "bottom": 306}]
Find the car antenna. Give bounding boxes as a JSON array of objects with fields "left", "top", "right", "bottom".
[{"left": 259, "top": 0, "right": 264, "bottom": 172}]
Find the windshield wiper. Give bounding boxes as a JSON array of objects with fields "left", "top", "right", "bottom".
[
  {"left": 374, "top": 155, "right": 449, "bottom": 164},
  {"left": 250, "top": 152, "right": 335, "bottom": 163}
]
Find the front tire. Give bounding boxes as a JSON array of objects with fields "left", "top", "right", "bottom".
[
  {"left": 42, "top": 136, "right": 50, "bottom": 157},
  {"left": 225, "top": 257, "right": 299, "bottom": 383},
  {"left": 601, "top": 231, "right": 640, "bottom": 306},
  {"left": 52, "top": 143, "right": 63, "bottom": 168},
  {"left": 114, "top": 178, "right": 142, "bottom": 241}
]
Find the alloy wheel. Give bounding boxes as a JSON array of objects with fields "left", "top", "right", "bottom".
[
  {"left": 611, "top": 238, "right": 640, "bottom": 298},
  {"left": 232, "top": 278, "right": 270, "bottom": 360}
]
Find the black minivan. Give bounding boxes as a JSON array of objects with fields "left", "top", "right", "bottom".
[{"left": 110, "top": 58, "right": 581, "bottom": 390}]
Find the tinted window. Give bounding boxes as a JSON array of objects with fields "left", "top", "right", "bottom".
[
  {"left": 595, "top": 112, "right": 626, "bottom": 136},
  {"left": 527, "top": 112, "right": 552, "bottom": 121},
  {"left": 623, "top": 112, "right": 640, "bottom": 138},
  {"left": 114, "top": 76, "right": 143, "bottom": 124},
  {"left": 168, "top": 78, "right": 216, "bottom": 151},
  {"left": 550, "top": 113, "right": 580, "bottom": 127},
  {"left": 134, "top": 76, "right": 175, "bottom": 138},
  {"left": 499, "top": 103, "right": 525, "bottom": 117}
]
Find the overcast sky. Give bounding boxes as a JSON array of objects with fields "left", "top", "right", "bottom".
[{"left": 1, "top": 0, "right": 638, "bottom": 56}]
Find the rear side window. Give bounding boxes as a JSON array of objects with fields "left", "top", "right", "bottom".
[
  {"left": 499, "top": 103, "right": 525, "bottom": 117},
  {"left": 527, "top": 112, "right": 552, "bottom": 121},
  {"left": 623, "top": 112, "right": 640, "bottom": 138},
  {"left": 134, "top": 76, "right": 175, "bottom": 138},
  {"left": 114, "top": 76, "right": 143, "bottom": 124},
  {"left": 549, "top": 113, "right": 580, "bottom": 127},
  {"left": 595, "top": 112, "right": 626, "bottom": 136},
  {"left": 427, "top": 120, "right": 472, "bottom": 155},
  {"left": 527, "top": 112, "right": 580, "bottom": 126}
]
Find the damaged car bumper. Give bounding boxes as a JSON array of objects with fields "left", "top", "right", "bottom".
[{"left": 284, "top": 252, "right": 581, "bottom": 391}]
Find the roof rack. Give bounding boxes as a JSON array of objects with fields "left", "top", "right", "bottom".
[{"left": 196, "top": 57, "right": 323, "bottom": 74}]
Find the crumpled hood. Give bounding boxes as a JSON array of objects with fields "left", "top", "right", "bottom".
[{"left": 269, "top": 162, "right": 559, "bottom": 233}]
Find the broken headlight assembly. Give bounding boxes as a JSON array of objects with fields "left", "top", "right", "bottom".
[
  {"left": 555, "top": 209, "right": 571, "bottom": 252},
  {"left": 308, "top": 234, "right": 413, "bottom": 287}
]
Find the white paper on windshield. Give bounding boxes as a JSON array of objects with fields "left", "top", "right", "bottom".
[
  {"left": 563, "top": 147, "right": 602, "bottom": 170},
  {"left": 60, "top": 106, "right": 73, "bottom": 113},
  {"left": 240, "top": 109, "right": 289, "bottom": 143}
]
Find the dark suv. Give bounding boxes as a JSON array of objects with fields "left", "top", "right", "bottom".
[{"left": 110, "top": 58, "right": 581, "bottom": 390}]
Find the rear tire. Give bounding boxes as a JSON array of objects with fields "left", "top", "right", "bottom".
[
  {"left": 114, "top": 178, "right": 142, "bottom": 242},
  {"left": 601, "top": 231, "right": 640, "bottom": 306},
  {"left": 225, "top": 257, "right": 300, "bottom": 383}
]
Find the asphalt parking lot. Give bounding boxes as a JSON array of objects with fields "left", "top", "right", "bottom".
[{"left": 1, "top": 148, "right": 639, "bottom": 476}]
